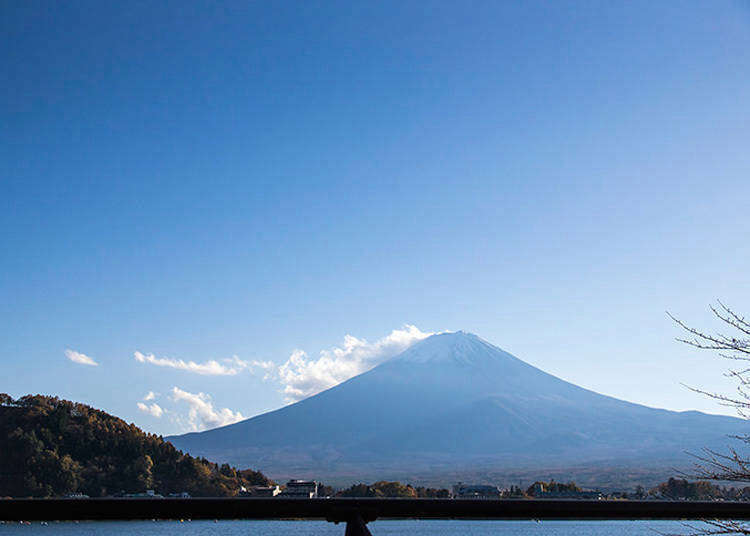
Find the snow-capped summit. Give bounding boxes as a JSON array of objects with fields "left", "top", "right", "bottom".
[{"left": 391, "top": 331, "right": 516, "bottom": 366}]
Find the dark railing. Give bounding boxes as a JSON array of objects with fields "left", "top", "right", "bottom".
[{"left": 2, "top": 498, "right": 750, "bottom": 536}]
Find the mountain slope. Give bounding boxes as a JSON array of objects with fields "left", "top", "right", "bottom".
[{"left": 168, "top": 332, "right": 744, "bottom": 484}]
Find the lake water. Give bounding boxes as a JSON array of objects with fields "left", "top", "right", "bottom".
[{"left": 0, "top": 520, "right": 695, "bottom": 535}]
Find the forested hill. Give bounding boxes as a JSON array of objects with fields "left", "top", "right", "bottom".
[{"left": 0, "top": 394, "right": 272, "bottom": 498}]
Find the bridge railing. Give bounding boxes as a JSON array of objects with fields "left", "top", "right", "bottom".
[{"left": 2, "top": 498, "right": 750, "bottom": 536}]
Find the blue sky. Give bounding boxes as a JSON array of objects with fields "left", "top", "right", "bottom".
[{"left": 2, "top": 1, "right": 750, "bottom": 435}]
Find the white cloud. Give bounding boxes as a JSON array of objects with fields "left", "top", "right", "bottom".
[
  {"left": 65, "top": 349, "right": 99, "bottom": 367},
  {"left": 132, "top": 325, "right": 432, "bottom": 426},
  {"left": 134, "top": 351, "right": 240, "bottom": 376},
  {"left": 171, "top": 387, "right": 244, "bottom": 432},
  {"left": 137, "top": 402, "right": 164, "bottom": 418},
  {"left": 277, "top": 324, "right": 433, "bottom": 402},
  {"left": 133, "top": 351, "right": 276, "bottom": 377},
  {"left": 226, "top": 356, "right": 276, "bottom": 379}
]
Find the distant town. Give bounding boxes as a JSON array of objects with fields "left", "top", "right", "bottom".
[{"left": 62, "top": 477, "right": 750, "bottom": 503}]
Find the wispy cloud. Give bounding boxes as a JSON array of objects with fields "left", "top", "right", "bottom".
[
  {"left": 134, "top": 351, "right": 240, "bottom": 376},
  {"left": 226, "top": 356, "right": 276, "bottom": 379},
  {"left": 65, "top": 349, "right": 99, "bottom": 367},
  {"left": 137, "top": 401, "right": 164, "bottom": 418},
  {"left": 171, "top": 387, "right": 244, "bottom": 431},
  {"left": 277, "top": 325, "right": 433, "bottom": 402},
  {"left": 143, "top": 391, "right": 157, "bottom": 401},
  {"left": 134, "top": 351, "right": 275, "bottom": 377}
]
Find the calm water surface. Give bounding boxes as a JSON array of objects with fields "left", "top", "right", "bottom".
[{"left": 0, "top": 520, "right": 692, "bottom": 535}]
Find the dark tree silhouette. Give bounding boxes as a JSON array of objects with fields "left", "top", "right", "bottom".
[
  {"left": 336, "top": 481, "right": 449, "bottom": 498},
  {"left": 670, "top": 302, "right": 750, "bottom": 535}
]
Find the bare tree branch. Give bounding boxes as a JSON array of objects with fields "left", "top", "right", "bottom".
[
  {"left": 669, "top": 303, "right": 750, "bottom": 535},
  {"left": 668, "top": 310, "right": 750, "bottom": 358}
]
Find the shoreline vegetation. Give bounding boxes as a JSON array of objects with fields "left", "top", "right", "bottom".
[{"left": 2, "top": 394, "right": 749, "bottom": 502}]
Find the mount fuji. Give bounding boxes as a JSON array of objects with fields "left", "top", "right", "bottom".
[{"left": 168, "top": 332, "right": 744, "bottom": 486}]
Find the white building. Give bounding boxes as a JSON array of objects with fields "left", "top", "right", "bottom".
[
  {"left": 280, "top": 480, "right": 318, "bottom": 498},
  {"left": 240, "top": 485, "right": 281, "bottom": 497}
]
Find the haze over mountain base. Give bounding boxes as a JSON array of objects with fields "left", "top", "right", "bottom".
[{"left": 169, "top": 332, "right": 744, "bottom": 489}]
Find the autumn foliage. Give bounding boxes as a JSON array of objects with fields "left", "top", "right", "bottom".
[{"left": 0, "top": 394, "right": 271, "bottom": 498}]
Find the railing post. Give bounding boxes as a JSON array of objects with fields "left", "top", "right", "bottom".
[{"left": 344, "top": 513, "right": 372, "bottom": 536}]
